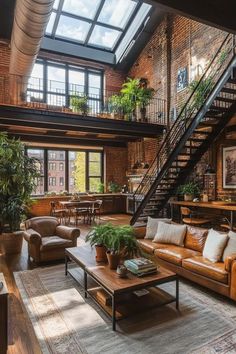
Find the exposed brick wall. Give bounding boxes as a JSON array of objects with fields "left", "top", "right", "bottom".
[{"left": 104, "top": 146, "right": 128, "bottom": 189}]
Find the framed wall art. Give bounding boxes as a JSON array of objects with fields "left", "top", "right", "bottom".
[{"left": 223, "top": 146, "right": 236, "bottom": 189}]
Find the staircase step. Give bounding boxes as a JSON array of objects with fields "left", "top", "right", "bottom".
[
  {"left": 193, "top": 129, "right": 211, "bottom": 134},
  {"left": 221, "top": 87, "right": 236, "bottom": 94},
  {"left": 215, "top": 96, "right": 235, "bottom": 103},
  {"left": 227, "top": 78, "right": 236, "bottom": 84},
  {"left": 209, "top": 105, "right": 228, "bottom": 112}
]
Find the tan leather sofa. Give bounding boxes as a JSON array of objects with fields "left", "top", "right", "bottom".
[
  {"left": 134, "top": 225, "right": 236, "bottom": 301},
  {"left": 24, "top": 217, "right": 80, "bottom": 263}
]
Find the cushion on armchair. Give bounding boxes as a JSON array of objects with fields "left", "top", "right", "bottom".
[
  {"left": 203, "top": 229, "right": 228, "bottom": 263},
  {"left": 145, "top": 217, "right": 171, "bottom": 239}
]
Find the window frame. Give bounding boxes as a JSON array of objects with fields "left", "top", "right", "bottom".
[
  {"left": 28, "top": 59, "right": 104, "bottom": 112},
  {"left": 26, "top": 146, "right": 104, "bottom": 196}
]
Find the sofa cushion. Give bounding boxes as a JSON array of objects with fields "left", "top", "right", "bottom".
[
  {"left": 203, "top": 229, "right": 228, "bottom": 263},
  {"left": 145, "top": 217, "right": 171, "bottom": 239},
  {"left": 137, "top": 239, "right": 168, "bottom": 255},
  {"left": 154, "top": 246, "right": 201, "bottom": 266},
  {"left": 153, "top": 222, "right": 187, "bottom": 247},
  {"left": 26, "top": 217, "right": 60, "bottom": 237},
  {"left": 223, "top": 231, "right": 236, "bottom": 262},
  {"left": 184, "top": 226, "right": 208, "bottom": 253},
  {"left": 182, "top": 256, "right": 228, "bottom": 284},
  {"left": 40, "top": 236, "right": 72, "bottom": 250}
]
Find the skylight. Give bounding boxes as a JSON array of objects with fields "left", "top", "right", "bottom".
[{"left": 45, "top": 0, "right": 152, "bottom": 60}]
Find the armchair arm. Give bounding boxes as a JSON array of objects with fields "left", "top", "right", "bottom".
[
  {"left": 225, "top": 253, "right": 236, "bottom": 272},
  {"left": 56, "top": 225, "right": 80, "bottom": 242},
  {"left": 23, "top": 229, "right": 42, "bottom": 245},
  {"left": 133, "top": 226, "right": 146, "bottom": 239}
]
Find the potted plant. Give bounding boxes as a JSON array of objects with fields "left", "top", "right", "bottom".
[
  {"left": 108, "top": 181, "right": 121, "bottom": 193},
  {"left": 120, "top": 78, "right": 141, "bottom": 121},
  {"left": 70, "top": 94, "right": 89, "bottom": 115},
  {"left": 106, "top": 225, "right": 139, "bottom": 269},
  {"left": 178, "top": 182, "right": 200, "bottom": 201},
  {"left": 85, "top": 223, "right": 113, "bottom": 262},
  {"left": 97, "top": 182, "right": 105, "bottom": 193},
  {"left": 137, "top": 86, "right": 155, "bottom": 122},
  {"left": 108, "top": 94, "right": 124, "bottom": 119},
  {"left": 189, "top": 76, "right": 214, "bottom": 110},
  {"left": 0, "top": 133, "right": 39, "bottom": 254}
]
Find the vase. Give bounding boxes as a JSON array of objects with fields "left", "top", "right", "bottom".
[
  {"left": 106, "top": 251, "right": 120, "bottom": 270},
  {"left": 95, "top": 245, "right": 107, "bottom": 262},
  {"left": 184, "top": 194, "right": 193, "bottom": 202}
]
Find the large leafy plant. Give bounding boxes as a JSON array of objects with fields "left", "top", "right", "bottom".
[
  {"left": 177, "top": 182, "right": 200, "bottom": 196},
  {"left": 0, "top": 133, "right": 39, "bottom": 232}
]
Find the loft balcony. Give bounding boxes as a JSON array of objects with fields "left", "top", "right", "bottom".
[{"left": 0, "top": 74, "right": 167, "bottom": 147}]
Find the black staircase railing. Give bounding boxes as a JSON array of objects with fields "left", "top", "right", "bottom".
[{"left": 131, "top": 33, "right": 236, "bottom": 225}]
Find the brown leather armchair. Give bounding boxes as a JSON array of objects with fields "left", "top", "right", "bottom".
[{"left": 24, "top": 216, "right": 80, "bottom": 263}]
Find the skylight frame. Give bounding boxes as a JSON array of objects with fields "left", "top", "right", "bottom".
[{"left": 45, "top": 0, "right": 148, "bottom": 53}]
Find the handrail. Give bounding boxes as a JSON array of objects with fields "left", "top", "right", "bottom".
[{"left": 131, "top": 33, "right": 236, "bottom": 223}]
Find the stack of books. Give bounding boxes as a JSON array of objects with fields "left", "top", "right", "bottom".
[{"left": 124, "top": 257, "right": 158, "bottom": 277}]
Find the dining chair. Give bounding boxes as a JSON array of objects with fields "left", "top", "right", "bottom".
[
  {"left": 91, "top": 199, "right": 103, "bottom": 223},
  {"left": 74, "top": 201, "right": 92, "bottom": 225},
  {"left": 181, "top": 207, "right": 211, "bottom": 226},
  {"left": 50, "top": 201, "right": 68, "bottom": 224}
]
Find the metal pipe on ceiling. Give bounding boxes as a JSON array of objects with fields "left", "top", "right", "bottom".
[{"left": 9, "top": 0, "right": 54, "bottom": 103}]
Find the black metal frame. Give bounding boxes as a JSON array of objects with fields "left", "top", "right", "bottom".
[
  {"left": 47, "top": 0, "right": 144, "bottom": 53},
  {"left": 28, "top": 58, "right": 104, "bottom": 109},
  {"left": 26, "top": 146, "right": 104, "bottom": 196},
  {"left": 65, "top": 253, "right": 179, "bottom": 331}
]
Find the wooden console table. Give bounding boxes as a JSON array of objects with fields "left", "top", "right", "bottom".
[
  {"left": 0, "top": 273, "right": 8, "bottom": 354},
  {"left": 169, "top": 200, "right": 236, "bottom": 229}
]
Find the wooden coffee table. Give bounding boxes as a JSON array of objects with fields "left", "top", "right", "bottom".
[{"left": 65, "top": 246, "right": 179, "bottom": 331}]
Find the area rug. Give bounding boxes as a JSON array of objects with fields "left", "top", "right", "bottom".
[{"left": 14, "top": 265, "right": 236, "bottom": 354}]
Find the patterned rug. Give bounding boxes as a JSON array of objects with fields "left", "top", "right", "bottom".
[{"left": 14, "top": 264, "right": 236, "bottom": 354}]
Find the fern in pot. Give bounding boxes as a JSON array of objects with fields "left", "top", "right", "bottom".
[
  {"left": 178, "top": 182, "right": 200, "bottom": 202},
  {"left": 85, "top": 223, "right": 114, "bottom": 262}
]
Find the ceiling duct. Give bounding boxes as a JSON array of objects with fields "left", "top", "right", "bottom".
[{"left": 9, "top": 0, "right": 54, "bottom": 103}]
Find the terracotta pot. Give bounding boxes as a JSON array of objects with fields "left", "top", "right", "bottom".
[
  {"left": 0, "top": 231, "right": 24, "bottom": 255},
  {"left": 184, "top": 194, "right": 193, "bottom": 202},
  {"left": 95, "top": 245, "right": 107, "bottom": 262},
  {"left": 106, "top": 251, "right": 120, "bottom": 270}
]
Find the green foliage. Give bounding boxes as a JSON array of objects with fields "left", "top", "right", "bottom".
[
  {"left": 108, "top": 181, "right": 121, "bottom": 193},
  {"left": 0, "top": 133, "right": 39, "bottom": 232},
  {"left": 73, "top": 152, "right": 86, "bottom": 192},
  {"left": 86, "top": 223, "right": 139, "bottom": 256},
  {"left": 177, "top": 182, "right": 200, "bottom": 196},
  {"left": 70, "top": 94, "right": 89, "bottom": 114},
  {"left": 189, "top": 76, "right": 214, "bottom": 109},
  {"left": 97, "top": 182, "right": 104, "bottom": 193}
]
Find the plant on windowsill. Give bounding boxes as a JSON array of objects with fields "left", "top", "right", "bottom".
[
  {"left": 0, "top": 133, "right": 39, "bottom": 255},
  {"left": 108, "top": 181, "right": 121, "bottom": 193},
  {"left": 177, "top": 182, "right": 200, "bottom": 202},
  {"left": 137, "top": 85, "right": 155, "bottom": 122},
  {"left": 97, "top": 182, "right": 105, "bottom": 193},
  {"left": 70, "top": 94, "right": 89, "bottom": 115}
]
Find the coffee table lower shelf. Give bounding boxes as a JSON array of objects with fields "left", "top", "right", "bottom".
[{"left": 88, "top": 286, "right": 176, "bottom": 321}]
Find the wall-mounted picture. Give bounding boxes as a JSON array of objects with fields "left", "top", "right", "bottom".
[
  {"left": 223, "top": 146, "right": 236, "bottom": 188},
  {"left": 177, "top": 67, "right": 188, "bottom": 92}
]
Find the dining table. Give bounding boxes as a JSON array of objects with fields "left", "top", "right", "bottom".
[{"left": 59, "top": 200, "right": 96, "bottom": 225}]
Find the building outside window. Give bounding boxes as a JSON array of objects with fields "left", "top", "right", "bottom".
[
  {"left": 48, "top": 150, "right": 65, "bottom": 192},
  {"left": 59, "top": 162, "right": 64, "bottom": 171},
  {"left": 59, "top": 177, "right": 64, "bottom": 186},
  {"left": 27, "top": 148, "right": 45, "bottom": 195},
  {"left": 49, "top": 162, "right": 56, "bottom": 170}
]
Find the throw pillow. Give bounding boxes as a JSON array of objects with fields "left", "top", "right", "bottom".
[
  {"left": 145, "top": 217, "right": 171, "bottom": 239},
  {"left": 223, "top": 231, "right": 236, "bottom": 261},
  {"left": 203, "top": 229, "right": 228, "bottom": 263},
  {"left": 153, "top": 221, "right": 187, "bottom": 247}
]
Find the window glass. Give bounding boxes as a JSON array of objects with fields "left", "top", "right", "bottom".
[
  {"left": 88, "top": 73, "right": 101, "bottom": 97},
  {"left": 88, "top": 152, "right": 102, "bottom": 192},
  {"left": 27, "top": 149, "right": 45, "bottom": 195},
  {"left": 88, "top": 25, "right": 121, "bottom": 49},
  {"left": 48, "top": 150, "right": 66, "bottom": 192},
  {"left": 98, "top": 0, "right": 136, "bottom": 29},
  {"left": 56, "top": 15, "right": 91, "bottom": 42},
  {"left": 47, "top": 94, "right": 66, "bottom": 106},
  {"left": 45, "top": 11, "right": 56, "bottom": 34},
  {"left": 47, "top": 66, "right": 66, "bottom": 93},
  {"left": 69, "top": 151, "right": 86, "bottom": 193},
  {"left": 69, "top": 70, "right": 85, "bottom": 95},
  {"left": 62, "top": 0, "right": 101, "bottom": 20},
  {"left": 53, "top": 0, "right": 60, "bottom": 10},
  {"left": 28, "top": 63, "right": 44, "bottom": 91}
]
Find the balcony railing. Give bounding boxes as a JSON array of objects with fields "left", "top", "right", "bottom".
[{"left": 0, "top": 74, "right": 167, "bottom": 125}]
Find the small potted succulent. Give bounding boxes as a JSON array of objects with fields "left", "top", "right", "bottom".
[{"left": 177, "top": 182, "right": 200, "bottom": 202}]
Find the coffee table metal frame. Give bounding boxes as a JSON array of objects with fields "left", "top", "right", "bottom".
[{"left": 65, "top": 248, "right": 179, "bottom": 331}]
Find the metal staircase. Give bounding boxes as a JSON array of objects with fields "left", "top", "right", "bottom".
[{"left": 130, "top": 34, "right": 236, "bottom": 226}]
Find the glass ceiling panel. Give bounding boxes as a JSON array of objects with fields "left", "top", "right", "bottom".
[
  {"left": 53, "top": 0, "right": 60, "bottom": 10},
  {"left": 56, "top": 15, "right": 91, "bottom": 42},
  {"left": 98, "top": 0, "right": 136, "bottom": 29},
  {"left": 45, "top": 11, "right": 56, "bottom": 35},
  {"left": 88, "top": 25, "right": 121, "bottom": 49},
  {"left": 62, "top": 0, "right": 101, "bottom": 20}
]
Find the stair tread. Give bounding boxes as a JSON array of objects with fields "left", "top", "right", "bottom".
[
  {"left": 209, "top": 105, "right": 228, "bottom": 111},
  {"left": 221, "top": 87, "right": 236, "bottom": 94},
  {"left": 215, "top": 96, "right": 234, "bottom": 103}
]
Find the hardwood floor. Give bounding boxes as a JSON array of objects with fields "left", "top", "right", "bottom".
[{"left": 0, "top": 214, "right": 131, "bottom": 354}]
